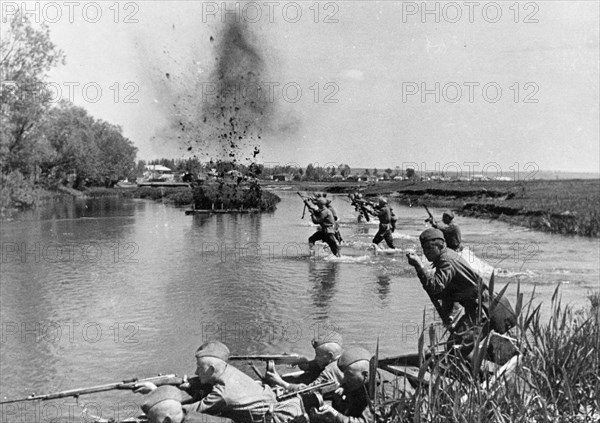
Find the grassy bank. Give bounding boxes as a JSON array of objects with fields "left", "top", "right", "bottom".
[
  {"left": 384, "top": 287, "right": 599, "bottom": 422},
  {"left": 311, "top": 179, "right": 599, "bottom": 237}
]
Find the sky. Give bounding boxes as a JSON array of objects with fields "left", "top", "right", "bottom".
[{"left": 4, "top": 1, "right": 599, "bottom": 175}]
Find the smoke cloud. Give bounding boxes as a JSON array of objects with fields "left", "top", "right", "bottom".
[{"left": 142, "top": 11, "right": 297, "bottom": 164}]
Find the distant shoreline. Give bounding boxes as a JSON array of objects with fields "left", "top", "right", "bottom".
[{"left": 3, "top": 179, "right": 598, "bottom": 237}]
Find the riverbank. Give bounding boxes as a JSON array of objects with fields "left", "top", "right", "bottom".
[
  {"left": 267, "top": 179, "right": 600, "bottom": 237},
  {"left": 1, "top": 182, "right": 281, "bottom": 217},
  {"left": 388, "top": 289, "right": 599, "bottom": 422}
]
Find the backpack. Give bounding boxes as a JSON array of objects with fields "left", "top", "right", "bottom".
[{"left": 390, "top": 208, "right": 398, "bottom": 232}]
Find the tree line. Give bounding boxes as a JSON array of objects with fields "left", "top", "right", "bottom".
[{"left": 1, "top": 11, "right": 137, "bottom": 209}]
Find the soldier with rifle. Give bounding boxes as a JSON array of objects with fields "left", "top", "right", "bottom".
[
  {"left": 424, "top": 206, "right": 462, "bottom": 251},
  {"left": 309, "top": 347, "right": 375, "bottom": 423},
  {"left": 298, "top": 193, "right": 341, "bottom": 257},
  {"left": 406, "top": 228, "right": 517, "bottom": 357},
  {"left": 264, "top": 331, "right": 344, "bottom": 393},
  {"left": 134, "top": 341, "right": 317, "bottom": 423},
  {"left": 365, "top": 198, "right": 397, "bottom": 250},
  {"left": 348, "top": 193, "right": 370, "bottom": 223}
]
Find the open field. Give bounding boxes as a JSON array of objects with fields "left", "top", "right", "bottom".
[{"left": 380, "top": 179, "right": 600, "bottom": 237}]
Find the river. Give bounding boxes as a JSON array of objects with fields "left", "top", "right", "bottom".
[{"left": 1, "top": 191, "right": 598, "bottom": 422}]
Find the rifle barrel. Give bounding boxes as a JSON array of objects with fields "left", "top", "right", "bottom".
[
  {"left": 276, "top": 380, "right": 336, "bottom": 402},
  {"left": 0, "top": 375, "right": 179, "bottom": 404},
  {"left": 229, "top": 354, "right": 305, "bottom": 364}
]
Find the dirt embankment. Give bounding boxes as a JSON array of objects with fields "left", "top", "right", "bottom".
[{"left": 316, "top": 179, "right": 599, "bottom": 237}]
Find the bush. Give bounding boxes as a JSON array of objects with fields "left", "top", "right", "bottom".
[
  {"left": 0, "top": 171, "right": 38, "bottom": 210},
  {"left": 382, "top": 285, "right": 600, "bottom": 423},
  {"left": 192, "top": 181, "right": 280, "bottom": 211}
]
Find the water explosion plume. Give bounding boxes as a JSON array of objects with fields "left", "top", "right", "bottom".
[
  {"left": 199, "top": 17, "right": 272, "bottom": 163},
  {"left": 145, "top": 14, "right": 276, "bottom": 166}
]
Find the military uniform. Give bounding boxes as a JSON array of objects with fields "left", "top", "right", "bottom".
[
  {"left": 414, "top": 233, "right": 516, "bottom": 345},
  {"left": 371, "top": 205, "right": 395, "bottom": 249},
  {"left": 436, "top": 222, "right": 462, "bottom": 251},
  {"left": 309, "top": 206, "right": 340, "bottom": 256},
  {"left": 284, "top": 360, "right": 344, "bottom": 393},
  {"left": 183, "top": 363, "right": 304, "bottom": 423},
  {"left": 330, "top": 386, "right": 374, "bottom": 423},
  {"left": 282, "top": 332, "right": 344, "bottom": 392},
  {"left": 431, "top": 212, "right": 462, "bottom": 251},
  {"left": 181, "top": 342, "right": 305, "bottom": 423},
  {"left": 326, "top": 200, "right": 343, "bottom": 244}
]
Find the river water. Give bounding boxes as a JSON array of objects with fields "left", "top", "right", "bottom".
[{"left": 1, "top": 191, "right": 598, "bottom": 422}]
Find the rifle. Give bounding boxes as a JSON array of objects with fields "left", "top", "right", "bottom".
[
  {"left": 423, "top": 204, "right": 435, "bottom": 224},
  {"left": 297, "top": 192, "right": 315, "bottom": 219},
  {"left": 276, "top": 380, "right": 337, "bottom": 402},
  {"left": 348, "top": 195, "right": 371, "bottom": 222},
  {"left": 0, "top": 374, "right": 191, "bottom": 404},
  {"left": 229, "top": 353, "right": 310, "bottom": 367}
]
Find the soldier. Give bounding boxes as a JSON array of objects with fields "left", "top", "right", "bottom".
[
  {"left": 427, "top": 210, "right": 462, "bottom": 251},
  {"left": 406, "top": 229, "right": 516, "bottom": 355},
  {"left": 136, "top": 341, "right": 305, "bottom": 423},
  {"left": 140, "top": 385, "right": 189, "bottom": 423},
  {"left": 265, "top": 332, "right": 344, "bottom": 392},
  {"left": 309, "top": 347, "right": 374, "bottom": 423},
  {"left": 325, "top": 198, "right": 344, "bottom": 244},
  {"left": 368, "top": 198, "right": 396, "bottom": 249},
  {"left": 308, "top": 197, "right": 341, "bottom": 257},
  {"left": 349, "top": 193, "right": 369, "bottom": 223}
]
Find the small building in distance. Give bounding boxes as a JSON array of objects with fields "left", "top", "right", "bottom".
[
  {"left": 273, "top": 174, "right": 291, "bottom": 181},
  {"left": 144, "top": 165, "right": 175, "bottom": 181}
]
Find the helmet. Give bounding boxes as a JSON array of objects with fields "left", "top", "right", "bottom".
[
  {"left": 317, "top": 197, "right": 328, "bottom": 207},
  {"left": 378, "top": 197, "right": 388, "bottom": 205},
  {"left": 442, "top": 211, "right": 455, "bottom": 220}
]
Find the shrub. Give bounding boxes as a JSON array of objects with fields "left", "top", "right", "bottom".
[{"left": 0, "top": 171, "right": 38, "bottom": 210}]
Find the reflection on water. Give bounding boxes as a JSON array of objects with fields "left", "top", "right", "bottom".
[
  {"left": 375, "top": 275, "right": 392, "bottom": 301},
  {"left": 1, "top": 191, "right": 598, "bottom": 419},
  {"left": 309, "top": 261, "right": 339, "bottom": 319}
]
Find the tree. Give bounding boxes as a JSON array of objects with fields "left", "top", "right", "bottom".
[
  {"left": 305, "top": 163, "right": 316, "bottom": 180},
  {"left": 40, "top": 101, "right": 101, "bottom": 187},
  {"left": 0, "top": 10, "right": 65, "bottom": 177},
  {"left": 40, "top": 101, "right": 137, "bottom": 188},
  {"left": 340, "top": 164, "right": 351, "bottom": 177},
  {"left": 373, "top": 168, "right": 379, "bottom": 176},
  {"left": 406, "top": 167, "right": 416, "bottom": 179},
  {"left": 385, "top": 168, "right": 393, "bottom": 176},
  {"left": 93, "top": 120, "right": 137, "bottom": 187}
]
